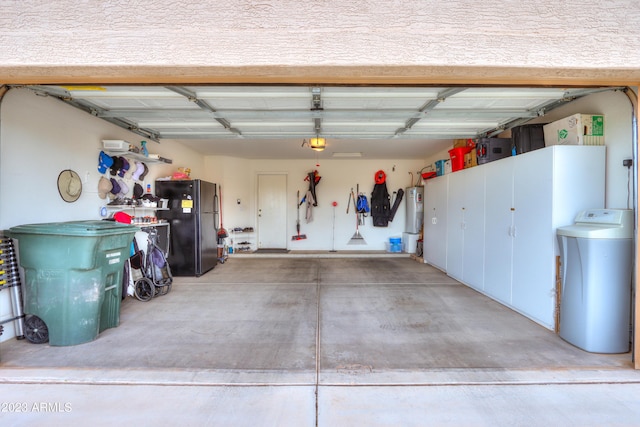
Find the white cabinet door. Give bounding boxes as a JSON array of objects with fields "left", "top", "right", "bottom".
[
  {"left": 446, "top": 167, "right": 486, "bottom": 289},
  {"left": 446, "top": 172, "right": 466, "bottom": 281},
  {"left": 424, "top": 176, "right": 448, "bottom": 271},
  {"left": 461, "top": 166, "right": 485, "bottom": 291},
  {"left": 511, "top": 149, "right": 555, "bottom": 328},
  {"left": 483, "top": 156, "right": 515, "bottom": 305}
]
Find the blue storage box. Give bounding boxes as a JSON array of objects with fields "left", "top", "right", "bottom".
[{"left": 435, "top": 160, "right": 447, "bottom": 176}]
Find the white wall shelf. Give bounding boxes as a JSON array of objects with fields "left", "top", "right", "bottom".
[{"left": 105, "top": 150, "right": 172, "bottom": 164}]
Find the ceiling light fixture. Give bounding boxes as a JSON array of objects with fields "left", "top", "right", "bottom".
[{"left": 309, "top": 136, "right": 326, "bottom": 151}]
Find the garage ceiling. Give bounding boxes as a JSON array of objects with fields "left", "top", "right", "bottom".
[{"left": 24, "top": 85, "right": 616, "bottom": 159}]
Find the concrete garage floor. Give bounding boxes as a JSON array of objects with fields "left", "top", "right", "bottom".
[{"left": 1, "top": 256, "right": 640, "bottom": 426}]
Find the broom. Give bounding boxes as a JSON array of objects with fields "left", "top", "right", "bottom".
[
  {"left": 217, "top": 185, "right": 228, "bottom": 240},
  {"left": 292, "top": 190, "right": 307, "bottom": 240},
  {"left": 348, "top": 188, "right": 366, "bottom": 245}
]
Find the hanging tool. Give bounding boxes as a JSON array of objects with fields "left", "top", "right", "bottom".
[
  {"left": 348, "top": 187, "right": 366, "bottom": 245},
  {"left": 356, "top": 183, "right": 369, "bottom": 226},
  {"left": 330, "top": 201, "right": 338, "bottom": 252},
  {"left": 217, "top": 185, "right": 228, "bottom": 240},
  {"left": 292, "top": 190, "right": 307, "bottom": 240},
  {"left": 346, "top": 188, "right": 354, "bottom": 214}
]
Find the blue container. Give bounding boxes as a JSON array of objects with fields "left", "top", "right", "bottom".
[
  {"left": 388, "top": 237, "right": 402, "bottom": 253},
  {"left": 435, "top": 160, "right": 447, "bottom": 176}
]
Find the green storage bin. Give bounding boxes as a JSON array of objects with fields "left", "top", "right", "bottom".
[{"left": 8, "top": 220, "right": 137, "bottom": 346}]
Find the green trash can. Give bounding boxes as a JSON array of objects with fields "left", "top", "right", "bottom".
[{"left": 8, "top": 220, "right": 138, "bottom": 346}]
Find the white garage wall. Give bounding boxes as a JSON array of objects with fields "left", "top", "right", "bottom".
[
  {"left": 424, "top": 90, "right": 635, "bottom": 209},
  {"left": 0, "top": 88, "right": 205, "bottom": 228},
  {"left": 204, "top": 156, "right": 425, "bottom": 251}
]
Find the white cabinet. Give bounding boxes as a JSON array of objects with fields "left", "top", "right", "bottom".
[
  {"left": 509, "top": 146, "right": 605, "bottom": 328},
  {"left": 483, "top": 156, "right": 515, "bottom": 304},
  {"left": 425, "top": 145, "right": 605, "bottom": 330},
  {"left": 446, "top": 166, "right": 485, "bottom": 291},
  {"left": 461, "top": 169, "right": 485, "bottom": 291},
  {"left": 423, "top": 175, "right": 448, "bottom": 271}
]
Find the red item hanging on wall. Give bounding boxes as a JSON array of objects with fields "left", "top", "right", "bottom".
[
  {"left": 374, "top": 170, "right": 386, "bottom": 184},
  {"left": 304, "top": 169, "right": 321, "bottom": 184}
]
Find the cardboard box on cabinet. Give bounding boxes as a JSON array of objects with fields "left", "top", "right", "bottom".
[
  {"left": 543, "top": 114, "right": 604, "bottom": 146},
  {"left": 464, "top": 149, "right": 478, "bottom": 168},
  {"left": 453, "top": 139, "right": 468, "bottom": 148}
]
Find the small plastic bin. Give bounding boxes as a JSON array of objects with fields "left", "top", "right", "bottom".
[
  {"left": 8, "top": 220, "right": 138, "bottom": 346},
  {"left": 387, "top": 237, "right": 402, "bottom": 253},
  {"left": 435, "top": 160, "right": 447, "bottom": 176},
  {"left": 448, "top": 147, "right": 473, "bottom": 172}
]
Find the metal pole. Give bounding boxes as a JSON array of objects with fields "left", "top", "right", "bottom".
[{"left": 330, "top": 202, "right": 337, "bottom": 252}]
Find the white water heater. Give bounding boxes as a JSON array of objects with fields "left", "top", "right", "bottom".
[{"left": 405, "top": 186, "right": 424, "bottom": 234}]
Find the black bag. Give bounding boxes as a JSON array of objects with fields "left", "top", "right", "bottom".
[
  {"left": 130, "top": 238, "right": 144, "bottom": 270},
  {"left": 371, "top": 183, "right": 391, "bottom": 227}
]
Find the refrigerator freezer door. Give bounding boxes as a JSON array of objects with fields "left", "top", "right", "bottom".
[{"left": 195, "top": 180, "right": 218, "bottom": 275}]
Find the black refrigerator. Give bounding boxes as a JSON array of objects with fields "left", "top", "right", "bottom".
[{"left": 155, "top": 179, "right": 218, "bottom": 276}]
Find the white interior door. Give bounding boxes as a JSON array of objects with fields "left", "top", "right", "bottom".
[{"left": 257, "top": 174, "right": 287, "bottom": 249}]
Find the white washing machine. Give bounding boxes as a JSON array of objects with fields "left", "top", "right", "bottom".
[{"left": 557, "top": 209, "right": 634, "bottom": 353}]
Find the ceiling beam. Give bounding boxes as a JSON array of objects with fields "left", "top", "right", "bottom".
[
  {"left": 394, "top": 87, "right": 467, "bottom": 136},
  {"left": 165, "top": 86, "right": 243, "bottom": 137}
]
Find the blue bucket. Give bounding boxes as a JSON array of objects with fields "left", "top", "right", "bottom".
[{"left": 388, "top": 237, "right": 402, "bottom": 253}]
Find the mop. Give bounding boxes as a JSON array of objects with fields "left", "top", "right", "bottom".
[
  {"left": 292, "top": 190, "right": 307, "bottom": 240},
  {"left": 348, "top": 188, "right": 366, "bottom": 245}
]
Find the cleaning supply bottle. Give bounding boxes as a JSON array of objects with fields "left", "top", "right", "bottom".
[{"left": 141, "top": 140, "right": 149, "bottom": 157}]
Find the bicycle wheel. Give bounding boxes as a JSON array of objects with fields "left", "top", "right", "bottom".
[
  {"left": 24, "top": 314, "right": 49, "bottom": 344},
  {"left": 134, "top": 277, "right": 154, "bottom": 301}
]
